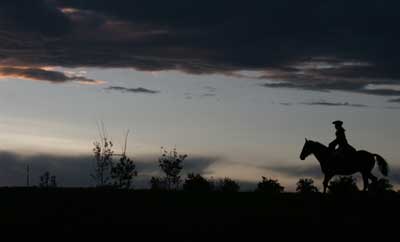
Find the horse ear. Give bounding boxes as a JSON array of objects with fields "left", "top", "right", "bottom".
[{"left": 305, "top": 138, "right": 308, "bottom": 142}]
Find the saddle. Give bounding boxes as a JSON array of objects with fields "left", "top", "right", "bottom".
[{"left": 329, "top": 145, "right": 357, "bottom": 163}]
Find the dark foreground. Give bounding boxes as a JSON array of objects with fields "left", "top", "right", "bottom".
[{"left": 0, "top": 188, "right": 398, "bottom": 230}]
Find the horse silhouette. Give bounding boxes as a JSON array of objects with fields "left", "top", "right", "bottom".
[{"left": 300, "top": 139, "right": 389, "bottom": 193}]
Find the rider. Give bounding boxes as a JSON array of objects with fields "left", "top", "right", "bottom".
[{"left": 328, "top": 120, "right": 356, "bottom": 158}]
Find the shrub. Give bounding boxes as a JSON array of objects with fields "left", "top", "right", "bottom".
[
  {"left": 158, "top": 147, "right": 187, "bottom": 190},
  {"left": 92, "top": 138, "right": 113, "bottom": 186},
  {"left": 296, "top": 178, "right": 319, "bottom": 194},
  {"left": 256, "top": 176, "right": 284, "bottom": 194},
  {"left": 328, "top": 176, "right": 359, "bottom": 195},
  {"left": 150, "top": 177, "right": 167, "bottom": 191},
  {"left": 368, "top": 178, "right": 394, "bottom": 194},
  {"left": 216, "top": 178, "right": 240, "bottom": 192},
  {"left": 183, "top": 173, "right": 213, "bottom": 192},
  {"left": 111, "top": 155, "right": 138, "bottom": 189}
]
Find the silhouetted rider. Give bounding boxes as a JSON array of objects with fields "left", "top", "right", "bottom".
[{"left": 328, "top": 120, "right": 356, "bottom": 158}]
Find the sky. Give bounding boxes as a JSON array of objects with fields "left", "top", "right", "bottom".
[{"left": 0, "top": 0, "right": 400, "bottom": 190}]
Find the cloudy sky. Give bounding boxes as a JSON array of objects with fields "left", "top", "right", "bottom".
[{"left": 0, "top": 0, "right": 400, "bottom": 190}]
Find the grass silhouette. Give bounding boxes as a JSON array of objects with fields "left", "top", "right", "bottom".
[{"left": 0, "top": 187, "right": 398, "bottom": 227}]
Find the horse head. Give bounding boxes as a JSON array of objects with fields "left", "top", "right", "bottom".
[{"left": 300, "top": 138, "right": 313, "bottom": 160}]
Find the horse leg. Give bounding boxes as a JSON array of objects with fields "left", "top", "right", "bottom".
[
  {"left": 323, "top": 174, "right": 333, "bottom": 194},
  {"left": 368, "top": 172, "right": 378, "bottom": 183},
  {"left": 361, "top": 172, "right": 369, "bottom": 191}
]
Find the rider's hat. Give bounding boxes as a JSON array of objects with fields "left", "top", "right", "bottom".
[{"left": 332, "top": 120, "right": 343, "bottom": 126}]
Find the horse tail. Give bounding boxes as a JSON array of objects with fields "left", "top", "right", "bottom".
[{"left": 374, "top": 154, "right": 389, "bottom": 176}]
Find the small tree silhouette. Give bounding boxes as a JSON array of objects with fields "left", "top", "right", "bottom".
[
  {"left": 183, "top": 173, "right": 213, "bottom": 192},
  {"left": 296, "top": 178, "right": 319, "bottom": 194},
  {"left": 111, "top": 155, "right": 138, "bottom": 189},
  {"left": 50, "top": 175, "right": 57, "bottom": 187},
  {"left": 150, "top": 177, "right": 167, "bottom": 191},
  {"left": 216, "top": 178, "right": 240, "bottom": 192},
  {"left": 40, "top": 171, "right": 50, "bottom": 188},
  {"left": 256, "top": 177, "right": 284, "bottom": 194},
  {"left": 39, "top": 171, "right": 57, "bottom": 188},
  {"left": 368, "top": 178, "right": 394, "bottom": 194},
  {"left": 158, "top": 147, "right": 187, "bottom": 190},
  {"left": 92, "top": 138, "right": 114, "bottom": 187},
  {"left": 328, "top": 176, "right": 359, "bottom": 195}
]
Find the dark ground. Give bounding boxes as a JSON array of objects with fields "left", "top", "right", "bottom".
[{"left": 0, "top": 188, "right": 398, "bottom": 233}]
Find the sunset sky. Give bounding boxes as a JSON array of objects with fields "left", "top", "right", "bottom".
[{"left": 0, "top": 0, "right": 399, "bottom": 189}]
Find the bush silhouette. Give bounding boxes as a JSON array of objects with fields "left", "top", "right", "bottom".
[
  {"left": 216, "top": 178, "right": 240, "bottom": 192},
  {"left": 39, "top": 171, "right": 57, "bottom": 188},
  {"left": 158, "top": 147, "right": 187, "bottom": 190},
  {"left": 368, "top": 178, "right": 394, "bottom": 194},
  {"left": 150, "top": 177, "right": 167, "bottom": 191},
  {"left": 92, "top": 138, "right": 114, "bottom": 187},
  {"left": 328, "top": 176, "right": 359, "bottom": 195},
  {"left": 183, "top": 173, "right": 213, "bottom": 192},
  {"left": 256, "top": 177, "right": 284, "bottom": 194},
  {"left": 111, "top": 155, "right": 138, "bottom": 189},
  {"left": 296, "top": 178, "right": 319, "bottom": 194}
]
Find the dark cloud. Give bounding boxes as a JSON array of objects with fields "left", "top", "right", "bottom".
[
  {"left": 200, "top": 93, "right": 216, "bottom": 98},
  {"left": 203, "top": 86, "right": 217, "bottom": 92},
  {"left": 0, "top": 150, "right": 219, "bottom": 188},
  {"left": 105, "top": 86, "right": 159, "bottom": 94},
  {"left": 200, "top": 86, "right": 217, "bottom": 98},
  {"left": 0, "top": 0, "right": 71, "bottom": 36},
  {"left": 300, "top": 101, "right": 368, "bottom": 108},
  {"left": 361, "top": 89, "right": 400, "bottom": 96},
  {"left": 0, "top": 67, "right": 103, "bottom": 84},
  {"left": 184, "top": 92, "right": 193, "bottom": 100},
  {"left": 0, "top": 151, "right": 93, "bottom": 187},
  {"left": 388, "top": 98, "right": 400, "bottom": 103},
  {"left": 262, "top": 80, "right": 400, "bottom": 97},
  {"left": 262, "top": 164, "right": 323, "bottom": 179},
  {"left": 387, "top": 167, "right": 400, "bottom": 184},
  {"left": 262, "top": 83, "right": 299, "bottom": 89},
  {"left": 277, "top": 100, "right": 368, "bottom": 107},
  {"left": 183, "top": 89, "right": 217, "bottom": 100},
  {"left": 0, "top": 0, "right": 400, "bottom": 95},
  {"left": 384, "top": 106, "right": 400, "bottom": 110}
]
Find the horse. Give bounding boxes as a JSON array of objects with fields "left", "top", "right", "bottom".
[{"left": 300, "top": 139, "right": 389, "bottom": 193}]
